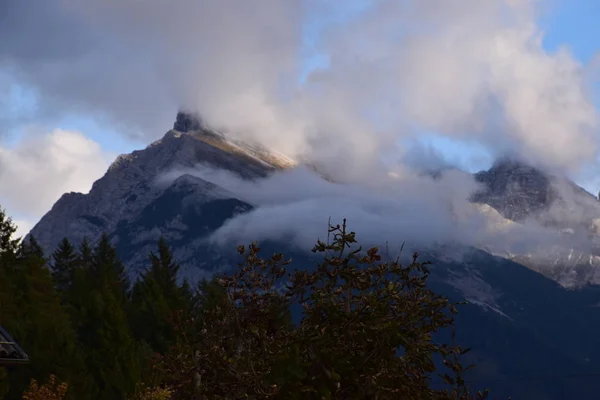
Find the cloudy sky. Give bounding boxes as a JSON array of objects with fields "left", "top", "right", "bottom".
[{"left": 1, "top": 0, "right": 600, "bottom": 237}]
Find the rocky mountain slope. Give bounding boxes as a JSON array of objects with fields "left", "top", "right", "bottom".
[
  {"left": 29, "top": 112, "right": 293, "bottom": 279},
  {"left": 27, "top": 112, "right": 600, "bottom": 399},
  {"left": 471, "top": 158, "right": 600, "bottom": 286}
]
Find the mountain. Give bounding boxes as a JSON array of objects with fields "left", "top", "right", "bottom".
[
  {"left": 426, "top": 247, "right": 600, "bottom": 399},
  {"left": 473, "top": 157, "right": 600, "bottom": 228},
  {"left": 472, "top": 158, "right": 556, "bottom": 221},
  {"left": 29, "top": 112, "right": 293, "bottom": 280},
  {"left": 471, "top": 158, "right": 600, "bottom": 287},
  {"left": 28, "top": 113, "right": 600, "bottom": 398}
]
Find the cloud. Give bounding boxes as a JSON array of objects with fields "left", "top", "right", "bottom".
[
  {"left": 0, "top": 0, "right": 598, "bottom": 179},
  {"left": 0, "top": 128, "right": 114, "bottom": 233},
  {"left": 12, "top": 219, "right": 34, "bottom": 240},
  {"left": 0, "top": 0, "right": 303, "bottom": 141},
  {"left": 157, "top": 163, "right": 568, "bottom": 261}
]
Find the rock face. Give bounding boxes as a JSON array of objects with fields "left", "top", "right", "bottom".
[
  {"left": 471, "top": 158, "right": 600, "bottom": 287},
  {"left": 473, "top": 158, "right": 600, "bottom": 227},
  {"left": 472, "top": 158, "right": 555, "bottom": 221},
  {"left": 173, "top": 111, "right": 203, "bottom": 132}
]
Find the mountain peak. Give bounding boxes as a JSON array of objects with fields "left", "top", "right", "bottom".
[
  {"left": 173, "top": 111, "right": 204, "bottom": 132},
  {"left": 472, "top": 158, "right": 553, "bottom": 221}
]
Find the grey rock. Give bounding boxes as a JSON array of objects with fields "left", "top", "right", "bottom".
[
  {"left": 173, "top": 111, "right": 203, "bottom": 132},
  {"left": 472, "top": 158, "right": 600, "bottom": 287},
  {"left": 472, "top": 158, "right": 556, "bottom": 221}
]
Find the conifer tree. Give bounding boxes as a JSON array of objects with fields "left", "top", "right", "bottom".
[
  {"left": 65, "top": 238, "right": 96, "bottom": 337},
  {"left": 0, "top": 208, "right": 20, "bottom": 398},
  {"left": 51, "top": 238, "right": 78, "bottom": 294},
  {"left": 72, "top": 234, "right": 140, "bottom": 400},
  {"left": 131, "top": 237, "right": 191, "bottom": 354},
  {"left": 91, "top": 234, "right": 130, "bottom": 300},
  {"left": 18, "top": 236, "right": 44, "bottom": 259},
  {"left": 78, "top": 237, "right": 93, "bottom": 270},
  {"left": 3, "top": 233, "right": 89, "bottom": 399},
  {"left": 0, "top": 206, "right": 19, "bottom": 256}
]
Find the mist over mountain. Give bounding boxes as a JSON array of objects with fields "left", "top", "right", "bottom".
[{"left": 27, "top": 112, "right": 600, "bottom": 289}]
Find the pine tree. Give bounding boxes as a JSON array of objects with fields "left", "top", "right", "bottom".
[
  {"left": 0, "top": 206, "right": 19, "bottom": 255},
  {"left": 86, "top": 287, "right": 140, "bottom": 400},
  {"left": 0, "top": 208, "right": 19, "bottom": 317},
  {"left": 66, "top": 238, "right": 95, "bottom": 337},
  {"left": 149, "top": 237, "right": 191, "bottom": 314},
  {"left": 131, "top": 237, "right": 191, "bottom": 354},
  {"left": 150, "top": 237, "right": 179, "bottom": 287},
  {"left": 91, "top": 234, "right": 130, "bottom": 300},
  {"left": 78, "top": 237, "right": 93, "bottom": 270},
  {"left": 0, "top": 208, "right": 20, "bottom": 398},
  {"left": 70, "top": 234, "right": 140, "bottom": 399},
  {"left": 3, "top": 234, "right": 90, "bottom": 399},
  {"left": 51, "top": 238, "right": 78, "bottom": 294},
  {"left": 18, "top": 236, "right": 45, "bottom": 259}
]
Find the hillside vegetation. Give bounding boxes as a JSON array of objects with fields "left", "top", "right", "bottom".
[{"left": 0, "top": 207, "right": 490, "bottom": 399}]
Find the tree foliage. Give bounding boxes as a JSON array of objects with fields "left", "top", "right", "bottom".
[
  {"left": 146, "top": 220, "right": 489, "bottom": 399},
  {"left": 131, "top": 237, "right": 192, "bottom": 355},
  {"left": 51, "top": 238, "right": 78, "bottom": 295}
]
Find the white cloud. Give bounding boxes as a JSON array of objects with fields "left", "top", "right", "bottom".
[
  {"left": 0, "top": 128, "right": 114, "bottom": 235},
  {"left": 0, "top": 0, "right": 598, "bottom": 180},
  {"left": 157, "top": 163, "right": 564, "bottom": 259},
  {"left": 12, "top": 218, "right": 34, "bottom": 240}
]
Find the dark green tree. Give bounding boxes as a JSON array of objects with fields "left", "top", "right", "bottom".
[
  {"left": 0, "top": 208, "right": 20, "bottom": 398},
  {"left": 0, "top": 206, "right": 19, "bottom": 255},
  {"left": 131, "top": 237, "right": 192, "bottom": 354},
  {"left": 91, "top": 233, "right": 130, "bottom": 300},
  {"left": 78, "top": 237, "right": 93, "bottom": 269},
  {"left": 51, "top": 238, "right": 78, "bottom": 294},
  {"left": 2, "top": 232, "right": 90, "bottom": 399},
  {"left": 195, "top": 277, "right": 227, "bottom": 315},
  {"left": 67, "top": 234, "right": 141, "bottom": 399},
  {"left": 18, "top": 236, "right": 44, "bottom": 259}
]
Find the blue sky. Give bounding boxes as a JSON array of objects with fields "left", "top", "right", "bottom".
[{"left": 541, "top": 0, "right": 600, "bottom": 63}]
